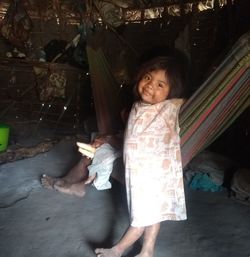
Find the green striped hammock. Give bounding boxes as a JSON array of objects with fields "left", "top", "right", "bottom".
[
  {"left": 180, "top": 32, "right": 249, "bottom": 167},
  {"left": 87, "top": 32, "right": 250, "bottom": 168}
]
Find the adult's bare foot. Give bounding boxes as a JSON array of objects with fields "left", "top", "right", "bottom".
[
  {"left": 41, "top": 174, "right": 62, "bottom": 189},
  {"left": 54, "top": 181, "right": 86, "bottom": 197},
  {"left": 41, "top": 156, "right": 91, "bottom": 190},
  {"left": 95, "top": 247, "right": 122, "bottom": 257}
]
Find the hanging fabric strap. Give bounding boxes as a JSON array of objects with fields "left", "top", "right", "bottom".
[{"left": 86, "top": 46, "right": 122, "bottom": 135}]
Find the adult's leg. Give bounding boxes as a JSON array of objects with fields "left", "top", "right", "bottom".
[
  {"left": 135, "top": 223, "right": 161, "bottom": 257},
  {"left": 95, "top": 226, "right": 145, "bottom": 257},
  {"left": 41, "top": 157, "right": 91, "bottom": 189},
  {"left": 54, "top": 143, "right": 120, "bottom": 197},
  {"left": 53, "top": 180, "right": 87, "bottom": 197},
  {"left": 61, "top": 157, "right": 91, "bottom": 183}
]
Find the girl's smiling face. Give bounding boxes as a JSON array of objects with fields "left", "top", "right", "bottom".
[{"left": 138, "top": 69, "right": 170, "bottom": 104}]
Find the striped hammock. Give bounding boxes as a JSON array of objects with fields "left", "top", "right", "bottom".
[
  {"left": 180, "top": 32, "right": 250, "bottom": 167},
  {"left": 87, "top": 32, "right": 250, "bottom": 168}
]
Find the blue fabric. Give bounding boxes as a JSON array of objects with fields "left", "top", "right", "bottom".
[{"left": 189, "top": 173, "right": 223, "bottom": 192}]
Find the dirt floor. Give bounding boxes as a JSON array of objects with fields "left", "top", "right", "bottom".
[{"left": 0, "top": 127, "right": 250, "bottom": 257}]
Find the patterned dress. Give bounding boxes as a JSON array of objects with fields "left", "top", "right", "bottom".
[{"left": 124, "top": 99, "right": 187, "bottom": 227}]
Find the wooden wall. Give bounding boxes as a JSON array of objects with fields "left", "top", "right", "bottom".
[{"left": 0, "top": 58, "right": 93, "bottom": 133}]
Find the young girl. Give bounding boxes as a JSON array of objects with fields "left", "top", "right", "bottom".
[{"left": 95, "top": 55, "right": 187, "bottom": 257}]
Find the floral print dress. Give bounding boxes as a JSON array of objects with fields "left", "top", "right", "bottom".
[{"left": 124, "top": 99, "right": 187, "bottom": 227}]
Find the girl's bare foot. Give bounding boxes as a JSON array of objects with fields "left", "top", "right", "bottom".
[
  {"left": 54, "top": 181, "right": 86, "bottom": 197},
  {"left": 135, "top": 251, "right": 153, "bottom": 257},
  {"left": 95, "top": 247, "right": 121, "bottom": 257}
]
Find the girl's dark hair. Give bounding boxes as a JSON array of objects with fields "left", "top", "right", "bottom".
[{"left": 133, "top": 51, "right": 188, "bottom": 100}]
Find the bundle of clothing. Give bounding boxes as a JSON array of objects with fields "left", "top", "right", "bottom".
[
  {"left": 33, "top": 66, "right": 67, "bottom": 102},
  {"left": 230, "top": 168, "right": 250, "bottom": 205},
  {"left": 0, "top": 0, "right": 32, "bottom": 47},
  {"left": 184, "top": 150, "right": 235, "bottom": 192}
]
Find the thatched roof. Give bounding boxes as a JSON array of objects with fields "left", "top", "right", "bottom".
[
  {"left": 0, "top": 0, "right": 229, "bottom": 26},
  {"left": 0, "top": 0, "right": 248, "bottom": 87}
]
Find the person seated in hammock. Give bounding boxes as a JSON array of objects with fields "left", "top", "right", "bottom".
[
  {"left": 41, "top": 133, "right": 124, "bottom": 197},
  {"left": 41, "top": 90, "right": 133, "bottom": 197}
]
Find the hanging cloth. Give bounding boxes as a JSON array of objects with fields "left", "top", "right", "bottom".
[
  {"left": 86, "top": 46, "right": 122, "bottom": 134},
  {"left": 0, "top": 0, "right": 32, "bottom": 47}
]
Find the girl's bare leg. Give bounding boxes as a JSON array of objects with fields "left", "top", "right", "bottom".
[
  {"left": 95, "top": 226, "right": 145, "bottom": 257},
  {"left": 135, "top": 223, "right": 161, "bottom": 257}
]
